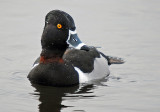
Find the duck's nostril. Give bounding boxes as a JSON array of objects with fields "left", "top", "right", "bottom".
[{"left": 73, "top": 38, "right": 77, "bottom": 42}]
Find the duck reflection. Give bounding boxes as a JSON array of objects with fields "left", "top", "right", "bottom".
[{"left": 31, "top": 83, "right": 98, "bottom": 112}]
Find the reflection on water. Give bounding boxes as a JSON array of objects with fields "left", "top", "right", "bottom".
[
  {"left": 31, "top": 77, "right": 109, "bottom": 112},
  {"left": 31, "top": 83, "right": 98, "bottom": 112}
]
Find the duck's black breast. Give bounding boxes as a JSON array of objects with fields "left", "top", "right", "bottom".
[
  {"left": 28, "top": 62, "right": 79, "bottom": 87},
  {"left": 63, "top": 47, "right": 100, "bottom": 73},
  {"left": 28, "top": 47, "right": 101, "bottom": 86}
]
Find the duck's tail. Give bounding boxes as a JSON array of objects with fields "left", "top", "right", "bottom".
[{"left": 100, "top": 52, "right": 125, "bottom": 65}]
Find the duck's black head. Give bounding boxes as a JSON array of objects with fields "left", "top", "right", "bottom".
[{"left": 41, "top": 10, "right": 89, "bottom": 55}]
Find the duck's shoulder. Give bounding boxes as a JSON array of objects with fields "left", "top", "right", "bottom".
[
  {"left": 63, "top": 47, "right": 102, "bottom": 73},
  {"left": 64, "top": 47, "right": 100, "bottom": 59}
]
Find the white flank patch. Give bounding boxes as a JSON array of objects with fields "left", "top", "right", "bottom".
[
  {"left": 74, "top": 54, "right": 110, "bottom": 83},
  {"left": 74, "top": 67, "right": 89, "bottom": 83}
]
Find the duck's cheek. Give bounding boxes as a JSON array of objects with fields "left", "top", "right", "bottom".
[
  {"left": 42, "top": 25, "right": 57, "bottom": 38},
  {"left": 42, "top": 25, "right": 67, "bottom": 43}
]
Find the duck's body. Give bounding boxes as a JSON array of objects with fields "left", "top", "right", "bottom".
[
  {"left": 28, "top": 10, "right": 124, "bottom": 87},
  {"left": 29, "top": 47, "right": 110, "bottom": 86}
]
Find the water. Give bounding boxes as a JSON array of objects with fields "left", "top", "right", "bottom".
[{"left": 0, "top": 0, "right": 160, "bottom": 112}]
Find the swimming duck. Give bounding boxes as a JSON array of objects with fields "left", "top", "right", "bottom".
[{"left": 28, "top": 10, "right": 124, "bottom": 86}]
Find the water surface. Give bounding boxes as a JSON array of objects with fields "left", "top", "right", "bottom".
[{"left": 0, "top": 0, "right": 160, "bottom": 112}]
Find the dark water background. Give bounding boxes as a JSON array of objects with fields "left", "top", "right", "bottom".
[{"left": 0, "top": 0, "right": 160, "bottom": 112}]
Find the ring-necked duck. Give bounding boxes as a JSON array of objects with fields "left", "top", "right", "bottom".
[{"left": 28, "top": 10, "right": 124, "bottom": 87}]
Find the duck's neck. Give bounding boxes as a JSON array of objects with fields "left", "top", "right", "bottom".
[{"left": 40, "top": 48, "right": 66, "bottom": 63}]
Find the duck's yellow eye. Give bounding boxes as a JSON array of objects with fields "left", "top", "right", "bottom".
[{"left": 57, "top": 24, "right": 62, "bottom": 29}]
